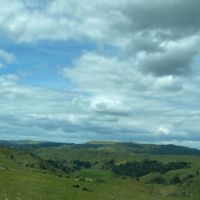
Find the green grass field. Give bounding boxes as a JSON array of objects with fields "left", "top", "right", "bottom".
[
  {"left": 72, "top": 168, "right": 113, "bottom": 179},
  {"left": 2, "top": 142, "right": 200, "bottom": 199},
  {"left": 0, "top": 169, "right": 191, "bottom": 200}
]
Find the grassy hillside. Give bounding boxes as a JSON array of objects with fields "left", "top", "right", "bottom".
[
  {"left": 1, "top": 166, "right": 200, "bottom": 199},
  {"left": 4, "top": 140, "right": 200, "bottom": 156},
  {"left": 2, "top": 140, "right": 200, "bottom": 199},
  {"left": 0, "top": 145, "right": 73, "bottom": 176},
  {"left": 0, "top": 169, "right": 191, "bottom": 200},
  {"left": 29, "top": 146, "right": 200, "bottom": 166}
]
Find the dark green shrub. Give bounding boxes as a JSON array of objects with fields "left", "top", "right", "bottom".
[
  {"left": 170, "top": 176, "right": 180, "bottom": 185},
  {"left": 150, "top": 177, "right": 166, "bottom": 184}
]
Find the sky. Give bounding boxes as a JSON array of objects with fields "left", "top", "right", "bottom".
[{"left": 1, "top": 0, "right": 200, "bottom": 148}]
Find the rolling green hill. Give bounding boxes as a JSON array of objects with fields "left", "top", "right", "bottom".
[
  {"left": 2, "top": 140, "right": 200, "bottom": 199},
  {"left": 1, "top": 169, "right": 180, "bottom": 200},
  {"left": 0, "top": 145, "right": 73, "bottom": 177},
  {"left": 4, "top": 140, "right": 200, "bottom": 156}
]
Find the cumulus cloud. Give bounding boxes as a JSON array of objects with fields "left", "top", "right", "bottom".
[
  {"left": 136, "top": 38, "right": 199, "bottom": 76},
  {"left": 58, "top": 51, "right": 185, "bottom": 95},
  {"left": 54, "top": 49, "right": 200, "bottom": 144},
  {"left": 0, "top": 68, "right": 200, "bottom": 144},
  {"left": 0, "top": 0, "right": 199, "bottom": 47},
  {"left": 153, "top": 76, "right": 183, "bottom": 92},
  {"left": 157, "top": 127, "right": 170, "bottom": 135},
  {"left": 0, "top": 0, "right": 200, "bottom": 76},
  {"left": 89, "top": 96, "right": 133, "bottom": 116}
]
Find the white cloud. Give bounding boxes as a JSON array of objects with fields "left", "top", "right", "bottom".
[
  {"left": 18, "top": 71, "right": 34, "bottom": 77},
  {"left": 0, "top": 0, "right": 200, "bottom": 50},
  {"left": 58, "top": 51, "right": 185, "bottom": 95},
  {"left": 153, "top": 76, "right": 183, "bottom": 91},
  {"left": 55, "top": 50, "right": 200, "bottom": 145},
  {"left": 1, "top": 74, "right": 20, "bottom": 82},
  {"left": 0, "top": 68, "right": 200, "bottom": 145},
  {"left": 0, "top": 0, "right": 199, "bottom": 78},
  {"left": 157, "top": 127, "right": 170, "bottom": 135},
  {"left": 0, "top": 49, "right": 17, "bottom": 63},
  {"left": 89, "top": 96, "right": 133, "bottom": 116},
  {"left": 135, "top": 37, "right": 200, "bottom": 76},
  {"left": 0, "top": 63, "right": 6, "bottom": 69},
  {"left": 1, "top": 0, "right": 200, "bottom": 147}
]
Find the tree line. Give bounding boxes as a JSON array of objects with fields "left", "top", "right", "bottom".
[
  {"left": 72, "top": 160, "right": 92, "bottom": 168},
  {"left": 39, "top": 159, "right": 74, "bottom": 173},
  {"left": 112, "top": 159, "right": 189, "bottom": 178}
]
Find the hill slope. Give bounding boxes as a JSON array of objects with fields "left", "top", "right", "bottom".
[{"left": 1, "top": 143, "right": 200, "bottom": 199}]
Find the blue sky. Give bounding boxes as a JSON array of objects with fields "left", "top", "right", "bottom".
[
  {"left": 0, "top": 38, "right": 97, "bottom": 89},
  {"left": 1, "top": 0, "right": 200, "bottom": 148}
]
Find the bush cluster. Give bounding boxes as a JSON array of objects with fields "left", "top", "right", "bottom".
[{"left": 112, "top": 159, "right": 188, "bottom": 177}]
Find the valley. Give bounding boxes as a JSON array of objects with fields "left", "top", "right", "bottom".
[{"left": 1, "top": 140, "right": 200, "bottom": 199}]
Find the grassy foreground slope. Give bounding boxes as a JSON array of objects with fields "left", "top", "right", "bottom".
[
  {"left": 0, "top": 145, "right": 173, "bottom": 200},
  {"left": 0, "top": 169, "right": 190, "bottom": 200},
  {"left": 2, "top": 141, "right": 200, "bottom": 199}
]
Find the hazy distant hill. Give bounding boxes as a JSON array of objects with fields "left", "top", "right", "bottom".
[
  {"left": 33, "top": 142, "right": 68, "bottom": 148},
  {"left": 9, "top": 139, "right": 49, "bottom": 145},
  {"left": 0, "top": 140, "right": 67, "bottom": 148},
  {"left": 0, "top": 140, "right": 17, "bottom": 147},
  {"left": 1, "top": 140, "right": 200, "bottom": 156},
  {"left": 149, "top": 144, "right": 200, "bottom": 156},
  {"left": 0, "top": 140, "right": 50, "bottom": 147}
]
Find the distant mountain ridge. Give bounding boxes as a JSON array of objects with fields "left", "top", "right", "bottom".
[
  {"left": 149, "top": 144, "right": 200, "bottom": 156},
  {"left": 0, "top": 140, "right": 14, "bottom": 146},
  {"left": 1, "top": 140, "right": 200, "bottom": 156},
  {"left": 0, "top": 140, "right": 66, "bottom": 148}
]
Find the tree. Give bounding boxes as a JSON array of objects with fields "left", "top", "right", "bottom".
[
  {"left": 10, "top": 155, "right": 13, "bottom": 159},
  {"left": 171, "top": 176, "right": 180, "bottom": 185},
  {"left": 196, "top": 171, "right": 199, "bottom": 176},
  {"left": 188, "top": 174, "right": 194, "bottom": 179}
]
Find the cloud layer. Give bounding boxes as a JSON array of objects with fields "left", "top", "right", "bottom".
[
  {"left": 1, "top": 0, "right": 200, "bottom": 77},
  {"left": 0, "top": 0, "right": 200, "bottom": 148}
]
